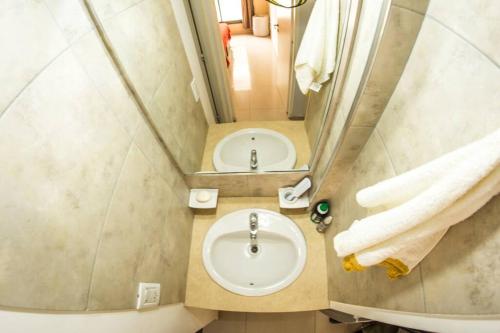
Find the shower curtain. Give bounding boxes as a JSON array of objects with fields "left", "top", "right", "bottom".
[{"left": 241, "top": 0, "right": 254, "bottom": 29}]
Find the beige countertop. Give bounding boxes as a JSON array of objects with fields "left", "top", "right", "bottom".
[
  {"left": 200, "top": 121, "right": 311, "bottom": 172},
  {"left": 185, "top": 197, "right": 329, "bottom": 312}
]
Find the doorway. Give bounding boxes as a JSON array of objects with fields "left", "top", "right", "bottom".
[
  {"left": 189, "top": 0, "right": 295, "bottom": 123},
  {"left": 225, "top": 0, "right": 293, "bottom": 121}
]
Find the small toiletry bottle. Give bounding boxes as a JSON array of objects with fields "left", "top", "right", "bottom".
[
  {"left": 316, "top": 216, "right": 333, "bottom": 233},
  {"left": 310, "top": 200, "right": 330, "bottom": 224}
]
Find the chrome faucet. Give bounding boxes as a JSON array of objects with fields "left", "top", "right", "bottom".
[
  {"left": 249, "top": 212, "right": 258, "bottom": 253},
  {"left": 250, "top": 149, "right": 258, "bottom": 170}
]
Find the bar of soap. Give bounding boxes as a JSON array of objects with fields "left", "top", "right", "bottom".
[{"left": 196, "top": 190, "right": 211, "bottom": 203}]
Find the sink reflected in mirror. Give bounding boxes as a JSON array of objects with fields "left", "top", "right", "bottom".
[
  {"left": 202, "top": 209, "right": 307, "bottom": 296},
  {"left": 213, "top": 128, "right": 296, "bottom": 172}
]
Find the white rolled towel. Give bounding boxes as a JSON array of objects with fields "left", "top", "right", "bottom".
[
  {"left": 356, "top": 129, "right": 500, "bottom": 208},
  {"left": 334, "top": 128, "right": 500, "bottom": 278},
  {"left": 355, "top": 167, "right": 500, "bottom": 271}
]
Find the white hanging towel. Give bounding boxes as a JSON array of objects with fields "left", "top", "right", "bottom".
[
  {"left": 333, "top": 128, "right": 500, "bottom": 278},
  {"left": 294, "top": 0, "right": 340, "bottom": 94}
]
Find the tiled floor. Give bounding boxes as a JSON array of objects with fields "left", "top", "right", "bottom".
[
  {"left": 229, "top": 34, "right": 289, "bottom": 121},
  {"left": 203, "top": 311, "right": 362, "bottom": 333}
]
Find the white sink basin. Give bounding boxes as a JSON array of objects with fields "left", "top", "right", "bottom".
[
  {"left": 202, "top": 209, "right": 307, "bottom": 296},
  {"left": 212, "top": 128, "right": 296, "bottom": 172}
]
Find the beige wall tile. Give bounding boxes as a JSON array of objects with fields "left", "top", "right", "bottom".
[
  {"left": 420, "top": 195, "right": 500, "bottom": 315},
  {"left": 96, "top": 0, "right": 207, "bottom": 173},
  {"left": 427, "top": 0, "right": 500, "bottom": 65},
  {"left": 99, "top": 0, "right": 170, "bottom": 105},
  {"left": 314, "top": 126, "right": 374, "bottom": 199},
  {"left": 88, "top": 144, "right": 192, "bottom": 310},
  {"left": 0, "top": 0, "right": 194, "bottom": 312},
  {"left": 304, "top": 79, "right": 332, "bottom": 150},
  {"left": 351, "top": 5, "right": 426, "bottom": 127},
  {"left": 392, "top": 0, "right": 430, "bottom": 14},
  {"left": 325, "top": 132, "right": 426, "bottom": 312},
  {"left": 185, "top": 172, "right": 308, "bottom": 198},
  {"left": 71, "top": 31, "right": 141, "bottom": 136},
  {"left": 43, "top": 0, "right": 93, "bottom": 44},
  {"left": 186, "top": 173, "right": 249, "bottom": 197},
  {"left": 0, "top": 50, "right": 131, "bottom": 310},
  {"left": 133, "top": 121, "right": 178, "bottom": 187},
  {"left": 89, "top": 0, "right": 143, "bottom": 20},
  {"left": 0, "top": 1, "right": 68, "bottom": 114},
  {"left": 376, "top": 17, "right": 500, "bottom": 174}
]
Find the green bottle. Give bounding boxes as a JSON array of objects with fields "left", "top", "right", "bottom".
[{"left": 310, "top": 200, "right": 330, "bottom": 224}]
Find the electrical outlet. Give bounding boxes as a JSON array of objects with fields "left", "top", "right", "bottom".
[
  {"left": 190, "top": 78, "right": 200, "bottom": 102},
  {"left": 136, "top": 283, "right": 160, "bottom": 309}
]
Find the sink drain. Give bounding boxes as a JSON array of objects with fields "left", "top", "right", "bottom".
[{"left": 250, "top": 245, "right": 259, "bottom": 254}]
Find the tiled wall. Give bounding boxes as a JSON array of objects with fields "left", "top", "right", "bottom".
[
  {"left": 0, "top": 0, "right": 194, "bottom": 311},
  {"left": 312, "top": 0, "right": 427, "bottom": 200},
  {"left": 310, "top": 0, "right": 389, "bottom": 197},
  {"left": 325, "top": 0, "right": 500, "bottom": 315},
  {"left": 304, "top": 79, "right": 332, "bottom": 150},
  {"left": 88, "top": 0, "right": 208, "bottom": 174}
]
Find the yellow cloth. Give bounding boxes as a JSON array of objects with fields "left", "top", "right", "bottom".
[{"left": 343, "top": 254, "right": 409, "bottom": 279}]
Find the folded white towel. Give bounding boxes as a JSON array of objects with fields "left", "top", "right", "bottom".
[
  {"left": 356, "top": 131, "right": 497, "bottom": 208},
  {"left": 355, "top": 167, "right": 500, "bottom": 270},
  {"left": 334, "top": 128, "right": 500, "bottom": 278},
  {"left": 294, "top": 0, "right": 339, "bottom": 94}
]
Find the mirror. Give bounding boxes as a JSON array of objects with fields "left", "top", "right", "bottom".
[{"left": 83, "top": 0, "right": 354, "bottom": 175}]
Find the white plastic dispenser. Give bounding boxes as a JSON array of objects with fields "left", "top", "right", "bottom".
[{"left": 279, "top": 177, "right": 311, "bottom": 209}]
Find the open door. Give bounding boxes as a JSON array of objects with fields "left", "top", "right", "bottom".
[{"left": 270, "top": 2, "right": 292, "bottom": 115}]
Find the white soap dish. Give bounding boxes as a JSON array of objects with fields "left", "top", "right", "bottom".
[
  {"left": 279, "top": 187, "right": 309, "bottom": 209},
  {"left": 189, "top": 189, "right": 218, "bottom": 209}
]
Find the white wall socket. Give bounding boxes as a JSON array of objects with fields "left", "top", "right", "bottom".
[
  {"left": 136, "top": 283, "right": 160, "bottom": 310},
  {"left": 190, "top": 78, "right": 200, "bottom": 102}
]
